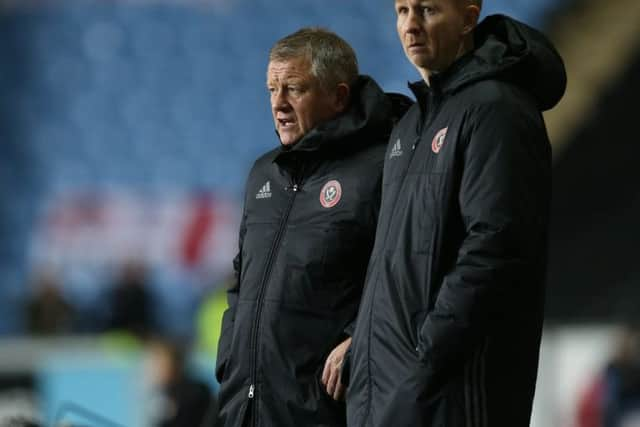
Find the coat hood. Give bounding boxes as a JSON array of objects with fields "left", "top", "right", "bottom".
[
  {"left": 431, "top": 14, "right": 567, "bottom": 111},
  {"left": 279, "top": 75, "right": 412, "bottom": 154}
]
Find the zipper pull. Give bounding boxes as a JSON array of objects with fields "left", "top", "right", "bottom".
[
  {"left": 248, "top": 384, "right": 255, "bottom": 399},
  {"left": 292, "top": 184, "right": 298, "bottom": 192}
]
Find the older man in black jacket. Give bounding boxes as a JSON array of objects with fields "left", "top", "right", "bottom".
[
  {"left": 215, "top": 28, "right": 411, "bottom": 427},
  {"left": 346, "top": 1, "right": 566, "bottom": 426}
]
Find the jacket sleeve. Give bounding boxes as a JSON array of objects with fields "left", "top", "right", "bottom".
[
  {"left": 417, "top": 102, "right": 551, "bottom": 378},
  {"left": 215, "top": 207, "right": 247, "bottom": 383}
]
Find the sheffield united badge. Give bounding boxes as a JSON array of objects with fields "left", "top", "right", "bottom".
[
  {"left": 320, "top": 180, "right": 342, "bottom": 209},
  {"left": 432, "top": 127, "right": 448, "bottom": 154}
]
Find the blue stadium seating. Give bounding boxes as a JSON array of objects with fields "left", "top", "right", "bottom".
[{"left": 0, "top": 0, "right": 574, "bottom": 334}]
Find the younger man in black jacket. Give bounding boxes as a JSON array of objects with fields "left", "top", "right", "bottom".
[{"left": 346, "top": 1, "right": 566, "bottom": 426}]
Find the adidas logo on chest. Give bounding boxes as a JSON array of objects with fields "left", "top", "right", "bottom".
[
  {"left": 389, "top": 139, "right": 403, "bottom": 158},
  {"left": 256, "top": 181, "right": 272, "bottom": 199}
]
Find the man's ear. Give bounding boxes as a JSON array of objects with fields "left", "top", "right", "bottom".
[
  {"left": 334, "top": 83, "right": 351, "bottom": 113},
  {"left": 462, "top": 4, "right": 480, "bottom": 35}
]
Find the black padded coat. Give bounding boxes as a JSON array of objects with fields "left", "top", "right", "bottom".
[
  {"left": 215, "top": 76, "right": 412, "bottom": 427},
  {"left": 346, "top": 15, "right": 567, "bottom": 427}
]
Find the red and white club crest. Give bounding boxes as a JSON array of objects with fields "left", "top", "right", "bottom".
[
  {"left": 320, "top": 180, "right": 342, "bottom": 209},
  {"left": 431, "top": 127, "right": 448, "bottom": 154}
]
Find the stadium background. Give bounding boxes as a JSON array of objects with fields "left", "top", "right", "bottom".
[{"left": 0, "top": 0, "right": 639, "bottom": 425}]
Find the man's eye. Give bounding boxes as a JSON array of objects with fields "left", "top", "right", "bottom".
[
  {"left": 287, "top": 86, "right": 300, "bottom": 93},
  {"left": 396, "top": 6, "right": 408, "bottom": 15},
  {"left": 422, "top": 6, "right": 435, "bottom": 16}
]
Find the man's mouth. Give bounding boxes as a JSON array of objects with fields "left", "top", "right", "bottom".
[{"left": 278, "top": 118, "right": 295, "bottom": 128}]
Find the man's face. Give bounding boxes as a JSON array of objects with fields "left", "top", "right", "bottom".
[
  {"left": 267, "top": 57, "right": 342, "bottom": 146},
  {"left": 395, "top": 0, "right": 470, "bottom": 78}
]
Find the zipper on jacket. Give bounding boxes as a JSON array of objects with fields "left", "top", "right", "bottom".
[
  {"left": 246, "top": 179, "right": 300, "bottom": 425},
  {"left": 411, "top": 135, "right": 420, "bottom": 151},
  {"left": 413, "top": 90, "right": 440, "bottom": 150}
]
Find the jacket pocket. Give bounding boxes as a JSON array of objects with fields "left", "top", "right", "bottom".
[{"left": 412, "top": 308, "right": 429, "bottom": 361}]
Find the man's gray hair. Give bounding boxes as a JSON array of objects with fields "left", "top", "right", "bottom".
[{"left": 269, "top": 27, "right": 359, "bottom": 91}]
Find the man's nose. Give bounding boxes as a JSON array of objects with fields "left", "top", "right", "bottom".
[
  {"left": 403, "top": 9, "right": 422, "bottom": 34},
  {"left": 271, "top": 89, "right": 289, "bottom": 110}
]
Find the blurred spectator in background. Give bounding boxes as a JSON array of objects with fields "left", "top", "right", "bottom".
[
  {"left": 1, "top": 418, "right": 41, "bottom": 427},
  {"left": 105, "top": 259, "right": 153, "bottom": 339},
  {"left": 148, "top": 338, "right": 216, "bottom": 427},
  {"left": 576, "top": 373, "right": 605, "bottom": 427},
  {"left": 26, "top": 269, "right": 75, "bottom": 335},
  {"left": 197, "top": 273, "right": 235, "bottom": 359},
  {"left": 603, "top": 326, "right": 640, "bottom": 427},
  {"left": 576, "top": 326, "right": 640, "bottom": 427}
]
